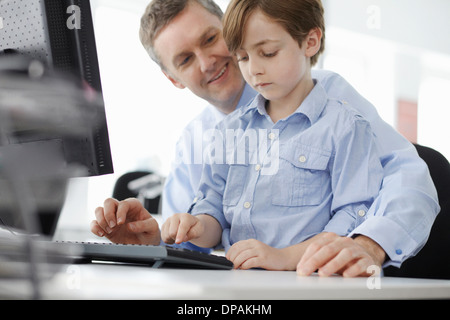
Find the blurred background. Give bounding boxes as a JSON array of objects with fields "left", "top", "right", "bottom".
[{"left": 57, "top": 0, "right": 450, "bottom": 232}]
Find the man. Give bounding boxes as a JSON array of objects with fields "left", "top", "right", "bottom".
[{"left": 91, "top": 0, "right": 439, "bottom": 277}]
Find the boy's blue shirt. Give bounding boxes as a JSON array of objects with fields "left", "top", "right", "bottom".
[{"left": 190, "top": 81, "right": 384, "bottom": 253}]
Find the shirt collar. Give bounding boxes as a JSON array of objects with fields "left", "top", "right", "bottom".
[
  {"left": 208, "top": 83, "right": 257, "bottom": 123},
  {"left": 244, "top": 80, "right": 328, "bottom": 125},
  {"left": 239, "top": 83, "right": 258, "bottom": 109}
]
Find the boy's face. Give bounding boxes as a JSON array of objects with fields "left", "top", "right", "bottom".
[
  {"left": 235, "top": 9, "right": 320, "bottom": 109},
  {"left": 153, "top": 2, "right": 245, "bottom": 114}
]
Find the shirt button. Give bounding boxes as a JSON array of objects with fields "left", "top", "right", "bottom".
[
  {"left": 268, "top": 132, "right": 276, "bottom": 140},
  {"left": 299, "top": 155, "right": 307, "bottom": 163},
  {"left": 357, "top": 210, "right": 366, "bottom": 217},
  {"left": 193, "top": 197, "right": 198, "bottom": 203},
  {"left": 255, "top": 164, "right": 261, "bottom": 171},
  {"left": 396, "top": 249, "right": 403, "bottom": 255},
  {"left": 243, "top": 202, "right": 251, "bottom": 209}
]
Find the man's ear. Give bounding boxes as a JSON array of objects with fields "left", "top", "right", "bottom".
[
  {"left": 162, "top": 69, "right": 186, "bottom": 89},
  {"left": 304, "top": 28, "right": 322, "bottom": 58}
]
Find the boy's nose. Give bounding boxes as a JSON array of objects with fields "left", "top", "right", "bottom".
[{"left": 249, "top": 59, "right": 264, "bottom": 76}]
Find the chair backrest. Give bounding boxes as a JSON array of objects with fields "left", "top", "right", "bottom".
[
  {"left": 384, "top": 144, "right": 450, "bottom": 279},
  {"left": 112, "top": 171, "right": 161, "bottom": 214}
]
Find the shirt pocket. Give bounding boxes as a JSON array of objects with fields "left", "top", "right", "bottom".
[
  {"left": 271, "top": 144, "right": 331, "bottom": 207},
  {"left": 222, "top": 163, "right": 249, "bottom": 206}
]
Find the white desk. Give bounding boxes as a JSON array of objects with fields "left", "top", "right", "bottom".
[{"left": 3, "top": 263, "right": 449, "bottom": 300}]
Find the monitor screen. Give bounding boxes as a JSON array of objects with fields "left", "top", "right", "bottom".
[
  {"left": 0, "top": 0, "right": 113, "bottom": 176},
  {"left": 0, "top": 0, "right": 114, "bottom": 235}
]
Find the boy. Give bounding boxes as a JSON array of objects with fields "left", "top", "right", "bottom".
[{"left": 161, "top": 0, "right": 384, "bottom": 272}]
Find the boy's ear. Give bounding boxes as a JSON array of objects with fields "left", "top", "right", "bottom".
[
  {"left": 162, "top": 69, "right": 186, "bottom": 89},
  {"left": 304, "top": 28, "right": 322, "bottom": 58}
]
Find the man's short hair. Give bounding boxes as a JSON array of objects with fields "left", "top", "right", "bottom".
[{"left": 139, "top": 0, "right": 223, "bottom": 68}]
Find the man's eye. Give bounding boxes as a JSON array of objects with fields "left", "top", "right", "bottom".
[
  {"left": 179, "top": 56, "right": 192, "bottom": 67},
  {"left": 206, "top": 35, "right": 216, "bottom": 44}
]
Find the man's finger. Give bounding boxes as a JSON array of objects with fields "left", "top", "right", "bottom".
[
  {"left": 317, "top": 246, "right": 357, "bottom": 277},
  {"left": 297, "top": 233, "right": 338, "bottom": 276},
  {"left": 103, "top": 198, "right": 120, "bottom": 229},
  {"left": 116, "top": 198, "right": 149, "bottom": 225},
  {"left": 94, "top": 206, "right": 111, "bottom": 234},
  {"left": 341, "top": 258, "right": 372, "bottom": 278},
  {"left": 90, "top": 220, "right": 105, "bottom": 237}
]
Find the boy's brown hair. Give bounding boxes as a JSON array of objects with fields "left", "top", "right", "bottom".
[
  {"left": 139, "top": 0, "right": 223, "bottom": 68},
  {"left": 222, "top": 0, "right": 325, "bottom": 66}
]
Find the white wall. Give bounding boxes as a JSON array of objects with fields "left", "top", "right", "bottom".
[{"left": 322, "top": 0, "right": 450, "bottom": 159}]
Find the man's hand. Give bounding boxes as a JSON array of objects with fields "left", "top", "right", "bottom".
[
  {"left": 90, "top": 198, "right": 161, "bottom": 245},
  {"left": 296, "top": 233, "right": 386, "bottom": 277}
]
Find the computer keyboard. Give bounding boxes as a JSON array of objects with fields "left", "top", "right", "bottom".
[{"left": 52, "top": 241, "right": 234, "bottom": 270}]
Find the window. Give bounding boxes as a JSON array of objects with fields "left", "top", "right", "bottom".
[{"left": 418, "top": 76, "right": 450, "bottom": 161}]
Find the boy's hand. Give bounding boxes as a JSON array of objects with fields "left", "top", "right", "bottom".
[
  {"left": 161, "top": 213, "right": 205, "bottom": 244},
  {"left": 226, "top": 239, "right": 293, "bottom": 270}
]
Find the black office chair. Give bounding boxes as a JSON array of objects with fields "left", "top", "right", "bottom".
[
  {"left": 112, "top": 171, "right": 162, "bottom": 214},
  {"left": 383, "top": 144, "right": 450, "bottom": 279}
]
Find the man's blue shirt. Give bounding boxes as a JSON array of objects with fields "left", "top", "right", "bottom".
[{"left": 162, "top": 70, "right": 439, "bottom": 267}]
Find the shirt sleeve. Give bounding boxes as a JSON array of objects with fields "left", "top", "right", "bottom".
[
  {"left": 161, "top": 136, "right": 197, "bottom": 221},
  {"left": 161, "top": 131, "right": 213, "bottom": 253},
  {"left": 189, "top": 162, "right": 230, "bottom": 232},
  {"left": 323, "top": 116, "right": 384, "bottom": 237},
  {"left": 315, "top": 70, "right": 440, "bottom": 268},
  {"left": 348, "top": 143, "right": 439, "bottom": 268}
]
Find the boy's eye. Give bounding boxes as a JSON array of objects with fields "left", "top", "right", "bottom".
[
  {"left": 263, "top": 51, "right": 278, "bottom": 58},
  {"left": 236, "top": 55, "right": 248, "bottom": 62},
  {"left": 235, "top": 51, "right": 248, "bottom": 62}
]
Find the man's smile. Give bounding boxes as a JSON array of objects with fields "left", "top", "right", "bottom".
[{"left": 208, "top": 63, "right": 228, "bottom": 84}]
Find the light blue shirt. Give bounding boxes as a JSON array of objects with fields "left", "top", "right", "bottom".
[
  {"left": 162, "top": 69, "right": 439, "bottom": 267},
  {"left": 190, "top": 81, "right": 384, "bottom": 251}
]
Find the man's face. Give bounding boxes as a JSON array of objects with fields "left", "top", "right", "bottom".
[{"left": 153, "top": 2, "right": 245, "bottom": 114}]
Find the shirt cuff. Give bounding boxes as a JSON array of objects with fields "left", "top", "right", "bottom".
[
  {"left": 348, "top": 216, "right": 419, "bottom": 268},
  {"left": 189, "top": 191, "right": 229, "bottom": 232}
]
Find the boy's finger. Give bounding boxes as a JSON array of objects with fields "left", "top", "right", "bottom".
[
  {"left": 175, "top": 218, "right": 193, "bottom": 244},
  {"left": 167, "top": 218, "right": 181, "bottom": 243}
]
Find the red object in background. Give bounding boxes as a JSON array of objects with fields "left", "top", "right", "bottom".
[{"left": 397, "top": 99, "right": 418, "bottom": 143}]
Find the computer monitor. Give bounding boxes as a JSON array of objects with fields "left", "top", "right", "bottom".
[
  {"left": 0, "top": 0, "right": 114, "bottom": 235},
  {"left": 0, "top": 0, "right": 113, "bottom": 176}
]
